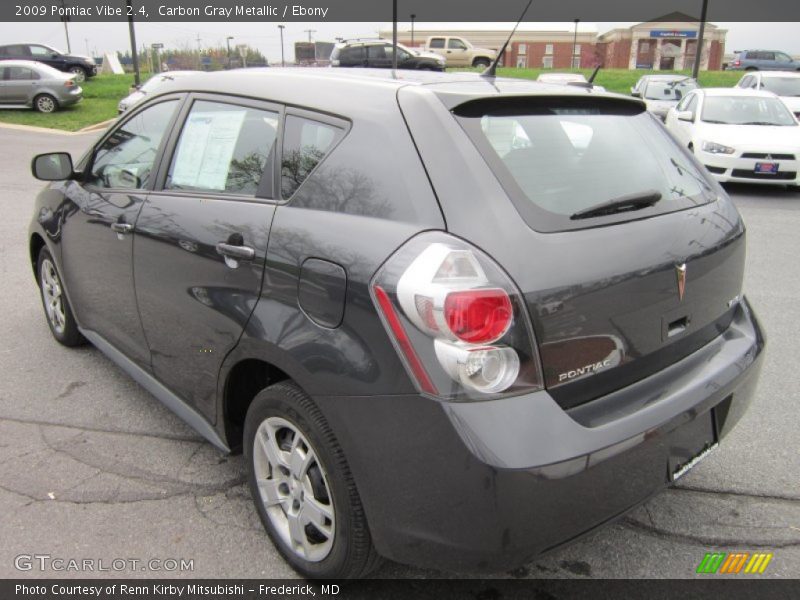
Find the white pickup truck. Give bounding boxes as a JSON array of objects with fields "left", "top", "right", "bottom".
[{"left": 424, "top": 36, "right": 497, "bottom": 68}]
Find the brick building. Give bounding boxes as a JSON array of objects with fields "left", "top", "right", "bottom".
[
  {"left": 597, "top": 13, "right": 726, "bottom": 71},
  {"left": 382, "top": 14, "right": 727, "bottom": 71}
]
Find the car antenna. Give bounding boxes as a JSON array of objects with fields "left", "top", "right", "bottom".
[
  {"left": 481, "top": 0, "right": 533, "bottom": 79},
  {"left": 567, "top": 64, "right": 602, "bottom": 89}
]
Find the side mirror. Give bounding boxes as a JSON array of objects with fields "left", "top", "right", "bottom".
[
  {"left": 31, "top": 152, "right": 74, "bottom": 181},
  {"left": 631, "top": 89, "right": 641, "bottom": 97},
  {"left": 676, "top": 110, "right": 694, "bottom": 122},
  {"left": 51, "top": 53, "right": 59, "bottom": 59}
]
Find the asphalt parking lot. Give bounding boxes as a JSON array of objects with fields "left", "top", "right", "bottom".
[{"left": 0, "top": 124, "right": 798, "bottom": 580}]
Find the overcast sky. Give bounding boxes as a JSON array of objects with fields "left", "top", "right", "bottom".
[{"left": 1, "top": 21, "right": 797, "bottom": 62}]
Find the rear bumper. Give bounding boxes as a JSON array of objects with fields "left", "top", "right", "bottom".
[{"left": 315, "top": 298, "right": 765, "bottom": 572}]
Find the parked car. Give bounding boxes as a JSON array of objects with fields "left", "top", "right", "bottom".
[
  {"left": 330, "top": 39, "right": 444, "bottom": 70},
  {"left": 736, "top": 71, "right": 800, "bottom": 119},
  {"left": 424, "top": 35, "right": 497, "bottom": 68},
  {"left": 665, "top": 88, "right": 799, "bottom": 187},
  {"left": 0, "top": 60, "right": 82, "bottom": 112},
  {"left": 631, "top": 74, "right": 698, "bottom": 121},
  {"left": 0, "top": 43, "right": 96, "bottom": 82},
  {"left": 725, "top": 49, "right": 800, "bottom": 71},
  {"left": 536, "top": 72, "right": 606, "bottom": 92},
  {"left": 28, "top": 69, "right": 764, "bottom": 579},
  {"left": 117, "top": 71, "right": 200, "bottom": 113}
]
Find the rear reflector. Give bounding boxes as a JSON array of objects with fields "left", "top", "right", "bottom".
[{"left": 374, "top": 285, "right": 438, "bottom": 395}]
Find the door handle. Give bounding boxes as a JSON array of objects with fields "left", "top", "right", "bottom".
[
  {"left": 216, "top": 242, "right": 255, "bottom": 261},
  {"left": 110, "top": 222, "right": 133, "bottom": 234}
]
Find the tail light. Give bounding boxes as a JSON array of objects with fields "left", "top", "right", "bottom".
[
  {"left": 371, "top": 232, "right": 543, "bottom": 400},
  {"left": 64, "top": 79, "right": 75, "bottom": 88},
  {"left": 732, "top": 59, "right": 741, "bottom": 67}
]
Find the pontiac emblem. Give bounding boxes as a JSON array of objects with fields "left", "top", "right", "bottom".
[{"left": 676, "top": 263, "right": 687, "bottom": 301}]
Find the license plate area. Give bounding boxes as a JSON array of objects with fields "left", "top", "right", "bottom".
[
  {"left": 754, "top": 162, "right": 779, "bottom": 174},
  {"left": 668, "top": 409, "right": 718, "bottom": 482}
]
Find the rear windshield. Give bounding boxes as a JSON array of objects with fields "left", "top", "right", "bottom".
[
  {"left": 455, "top": 98, "right": 717, "bottom": 232},
  {"left": 643, "top": 79, "right": 697, "bottom": 100}
]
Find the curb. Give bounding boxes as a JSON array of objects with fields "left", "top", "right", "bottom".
[{"left": 0, "top": 118, "right": 115, "bottom": 136}]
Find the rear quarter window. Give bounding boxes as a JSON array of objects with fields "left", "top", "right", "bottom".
[{"left": 454, "top": 97, "right": 717, "bottom": 232}]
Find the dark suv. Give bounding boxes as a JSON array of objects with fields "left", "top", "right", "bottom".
[
  {"left": 0, "top": 43, "right": 97, "bottom": 82},
  {"left": 28, "top": 69, "right": 764, "bottom": 579},
  {"left": 330, "top": 39, "right": 445, "bottom": 70}
]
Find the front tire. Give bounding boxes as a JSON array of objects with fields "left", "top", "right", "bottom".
[
  {"left": 37, "top": 248, "right": 85, "bottom": 346},
  {"left": 34, "top": 94, "right": 58, "bottom": 113},
  {"left": 244, "top": 382, "right": 381, "bottom": 578},
  {"left": 68, "top": 66, "right": 87, "bottom": 83}
]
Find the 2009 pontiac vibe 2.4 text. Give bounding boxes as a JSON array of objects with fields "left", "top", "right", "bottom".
[{"left": 28, "top": 68, "right": 764, "bottom": 578}]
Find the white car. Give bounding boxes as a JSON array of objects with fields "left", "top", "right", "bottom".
[
  {"left": 535, "top": 72, "right": 606, "bottom": 92},
  {"left": 665, "top": 88, "right": 800, "bottom": 187},
  {"left": 117, "top": 71, "right": 200, "bottom": 113},
  {"left": 736, "top": 71, "right": 800, "bottom": 120}
]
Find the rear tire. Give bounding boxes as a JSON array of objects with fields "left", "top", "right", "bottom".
[
  {"left": 244, "top": 382, "right": 382, "bottom": 579},
  {"left": 34, "top": 94, "right": 58, "bottom": 113},
  {"left": 37, "top": 248, "right": 85, "bottom": 347},
  {"left": 473, "top": 58, "right": 491, "bottom": 69}
]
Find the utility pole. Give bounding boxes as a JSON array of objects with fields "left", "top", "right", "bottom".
[
  {"left": 278, "top": 25, "right": 286, "bottom": 67},
  {"left": 126, "top": 0, "right": 140, "bottom": 85},
  {"left": 196, "top": 34, "right": 202, "bottom": 69},
  {"left": 304, "top": 29, "right": 316, "bottom": 43},
  {"left": 410, "top": 14, "right": 416, "bottom": 47},
  {"left": 692, "top": 0, "right": 709, "bottom": 80},
  {"left": 572, "top": 19, "right": 580, "bottom": 69},
  {"left": 60, "top": 0, "right": 72, "bottom": 53},
  {"left": 392, "top": 0, "right": 397, "bottom": 70},
  {"left": 226, "top": 36, "right": 234, "bottom": 68}
]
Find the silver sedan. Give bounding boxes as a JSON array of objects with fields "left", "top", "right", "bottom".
[{"left": 0, "top": 60, "right": 82, "bottom": 113}]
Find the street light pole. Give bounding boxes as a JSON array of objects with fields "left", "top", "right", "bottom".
[
  {"left": 126, "top": 0, "right": 140, "bottom": 85},
  {"left": 278, "top": 25, "right": 285, "bottom": 67},
  {"left": 411, "top": 14, "right": 416, "bottom": 47},
  {"left": 392, "top": 0, "right": 397, "bottom": 71},
  {"left": 226, "top": 36, "right": 234, "bottom": 69},
  {"left": 692, "top": 0, "right": 709, "bottom": 80},
  {"left": 304, "top": 29, "right": 316, "bottom": 43},
  {"left": 572, "top": 19, "right": 580, "bottom": 69}
]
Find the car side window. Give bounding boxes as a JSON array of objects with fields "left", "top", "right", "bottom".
[
  {"left": 685, "top": 94, "right": 698, "bottom": 119},
  {"left": 341, "top": 46, "right": 364, "bottom": 62},
  {"left": 166, "top": 100, "right": 279, "bottom": 197},
  {"left": 762, "top": 52, "right": 775, "bottom": 61},
  {"left": 366, "top": 45, "right": 386, "bottom": 59},
  {"left": 739, "top": 76, "right": 751, "bottom": 88},
  {"left": 675, "top": 93, "right": 691, "bottom": 111},
  {"left": 7, "top": 67, "right": 39, "bottom": 80},
  {"left": 448, "top": 39, "right": 467, "bottom": 50},
  {"left": 87, "top": 99, "right": 178, "bottom": 190},
  {"left": 776, "top": 52, "right": 792, "bottom": 62},
  {"left": 281, "top": 115, "right": 343, "bottom": 199},
  {"left": 7, "top": 44, "right": 30, "bottom": 57},
  {"left": 429, "top": 38, "right": 445, "bottom": 49},
  {"left": 30, "top": 45, "right": 51, "bottom": 57}
]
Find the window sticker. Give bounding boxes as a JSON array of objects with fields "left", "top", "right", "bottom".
[{"left": 171, "top": 110, "right": 246, "bottom": 191}]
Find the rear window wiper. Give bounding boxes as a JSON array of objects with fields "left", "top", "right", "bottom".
[{"left": 570, "top": 190, "right": 662, "bottom": 220}]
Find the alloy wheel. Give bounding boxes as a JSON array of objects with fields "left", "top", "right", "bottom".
[
  {"left": 36, "top": 95, "right": 56, "bottom": 113},
  {"left": 40, "top": 258, "right": 66, "bottom": 334},
  {"left": 253, "top": 416, "right": 335, "bottom": 562}
]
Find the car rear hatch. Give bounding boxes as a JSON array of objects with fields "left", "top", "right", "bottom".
[{"left": 398, "top": 84, "right": 746, "bottom": 409}]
